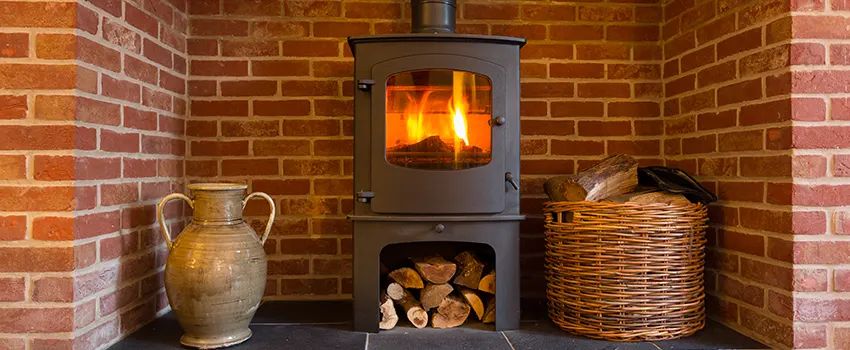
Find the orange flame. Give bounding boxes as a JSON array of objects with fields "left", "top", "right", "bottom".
[
  {"left": 404, "top": 91, "right": 432, "bottom": 143},
  {"left": 450, "top": 71, "right": 470, "bottom": 147},
  {"left": 450, "top": 100, "right": 469, "bottom": 147},
  {"left": 385, "top": 70, "right": 493, "bottom": 165},
  {"left": 399, "top": 76, "right": 471, "bottom": 150}
]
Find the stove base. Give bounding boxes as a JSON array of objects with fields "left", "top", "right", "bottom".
[{"left": 351, "top": 218, "right": 521, "bottom": 333}]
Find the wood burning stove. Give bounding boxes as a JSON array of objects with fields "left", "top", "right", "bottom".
[{"left": 348, "top": 0, "right": 525, "bottom": 332}]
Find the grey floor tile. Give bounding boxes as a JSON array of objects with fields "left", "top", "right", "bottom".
[
  {"left": 505, "top": 321, "right": 660, "bottom": 350},
  {"left": 653, "top": 320, "right": 769, "bottom": 350},
  {"left": 369, "top": 324, "right": 513, "bottom": 350},
  {"left": 248, "top": 324, "right": 366, "bottom": 350},
  {"left": 108, "top": 313, "right": 366, "bottom": 350},
  {"left": 251, "top": 300, "right": 352, "bottom": 324},
  {"left": 109, "top": 301, "right": 767, "bottom": 350},
  {"left": 108, "top": 313, "right": 184, "bottom": 350}
]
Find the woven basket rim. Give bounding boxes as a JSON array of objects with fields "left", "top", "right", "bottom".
[{"left": 543, "top": 200, "right": 706, "bottom": 211}]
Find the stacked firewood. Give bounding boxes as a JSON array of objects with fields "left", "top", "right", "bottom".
[
  {"left": 543, "top": 154, "right": 690, "bottom": 204},
  {"left": 379, "top": 252, "right": 496, "bottom": 330}
]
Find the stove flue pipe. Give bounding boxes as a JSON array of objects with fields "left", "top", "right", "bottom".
[{"left": 411, "top": 0, "right": 456, "bottom": 34}]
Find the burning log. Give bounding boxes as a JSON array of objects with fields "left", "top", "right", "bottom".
[
  {"left": 388, "top": 267, "right": 424, "bottom": 289},
  {"left": 453, "top": 251, "right": 484, "bottom": 289},
  {"left": 413, "top": 255, "right": 457, "bottom": 284},
  {"left": 388, "top": 135, "right": 454, "bottom": 153},
  {"left": 432, "top": 294, "right": 471, "bottom": 329},
  {"left": 379, "top": 292, "right": 399, "bottom": 330},
  {"left": 388, "top": 135, "right": 487, "bottom": 155},
  {"left": 544, "top": 154, "right": 638, "bottom": 202},
  {"left": 420, "top": 283, "right": 453, "bottom": 310},
  {"left": 459, "top": 287, "right": 485, "bottom": 320},
  {"left": 461, "top": 145, "right": 484, "bottom": 153},
  {"left": 482, "top": 297, "right": 496, "bottom": 324},
  {"left": 478, "top": 271, "right": 495, "bottom": 294}
]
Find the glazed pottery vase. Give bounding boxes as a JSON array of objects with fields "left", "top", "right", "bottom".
[{"left": 156, "top": 183, "right": 275, "bottom": 349}]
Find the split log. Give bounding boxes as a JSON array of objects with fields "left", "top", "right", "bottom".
[
  {"left": 386, "top": 282, "right": 405, "bottom": 301},
  {"left": 388, "top": 267, "right": 424, "bottom": 289},
  {"left": 379, "top": 292, "right": 398, "bottom": 330},
  {"left": 459, "top": 287, "right": 485, "bottom": 320},
  {"left": 453, "top": 251, "right": 484, "bottom": 289},
  {"left": 602, "top": 189, "right": 691, "bottom": 205},
  {"left": 627, "top": 191, "right": 691, "bottom": 205},
  {"left": 420, "top": 283, "right": 453, "bottom": 310},
  {"left": 395, "top": 286, "right": 429, "bottom": 328},
  {"left": 544, "top": 154, "right": 638, "bottom": 202},
  {"left": 600, "top": 188, "right": 659, "bottom": 203},
  {"left": 478, "top": 271, "right": 495, "bottom": 294},
  {"left": 544, "top": 179, "right": 587, "bottom": 202},
  {"left": 432, "top": 294, "right": 471, "bottom": 329},
  {"left": 482, "top": 297, "right": 496, "bottom": 324},
  {"left": 413, "top": 255, "right": 457, "bottom": 284}
]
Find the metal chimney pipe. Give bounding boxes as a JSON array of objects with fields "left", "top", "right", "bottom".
[{"left": 411, "top": 0, "right": 456, "bottom": 34}]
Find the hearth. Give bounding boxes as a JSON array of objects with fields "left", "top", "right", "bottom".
[{"left": 347, "top": 0, "right": 525, "bottom": 332}]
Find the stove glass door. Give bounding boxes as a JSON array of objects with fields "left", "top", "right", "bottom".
[
  {"left": 385, "top": 70, "right": 492, "bottom": 170},
  {"left": 369, "top": 55, "right": 507, "bottom": 214}
]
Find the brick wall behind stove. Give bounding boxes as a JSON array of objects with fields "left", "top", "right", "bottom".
[{"left": 185, "top": 0, "right": 663, "bottom": 299}]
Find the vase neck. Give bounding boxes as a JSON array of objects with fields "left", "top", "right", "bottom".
[{"left": 192, "top": 189, "right": 244, "bottom": 222}]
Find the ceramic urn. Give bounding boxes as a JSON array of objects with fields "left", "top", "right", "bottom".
[{"left": 156, "top": 183, "right": 275, "bottom": 349}]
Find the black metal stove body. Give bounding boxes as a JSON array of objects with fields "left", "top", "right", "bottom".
[{"left": 347, "top": 0, "right": 525, "bottom": 333}]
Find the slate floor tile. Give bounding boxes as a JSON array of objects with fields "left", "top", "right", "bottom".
[
  {"left": 247, "top": 324, "right": 366, "bottom": 350},
  {"left": 109, "top": 313, "right": 365, "bottom": 350},
  {"left": 505, "top": 321, "right": 660, "bottom": 350},
  {"left": 107, "top": 313, "right": 184, "bottom": 350},
  {"left": 653, "top": 320, "right": 768, "bottom": 350},
  {"left": 251, "top": 300, "right": 352, "bottom": 324},
  {"left": 369, "top": 325, "right": 513, "bottom": 350},
  {"left": 108, "top": 301, "right": 767, "bottom": 350}
]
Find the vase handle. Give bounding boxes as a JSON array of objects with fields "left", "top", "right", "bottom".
[
  {"left": 157, "top": 193, "right": 194, "bottom": 251},
  {"left": 243, "top": 192, "right": 275, "bottom": 245}
]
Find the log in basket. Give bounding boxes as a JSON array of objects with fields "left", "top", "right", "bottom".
[{"left": 543, "top": 201, "right": 709, "bottom": 342}]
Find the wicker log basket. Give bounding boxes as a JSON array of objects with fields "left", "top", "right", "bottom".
[{"left": 543, "top": 201, "right": 709, "bottom": 342}]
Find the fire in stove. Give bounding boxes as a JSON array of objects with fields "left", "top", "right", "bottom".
[{"left": 385, "top": 69, "right": 492, "bottom": 170}]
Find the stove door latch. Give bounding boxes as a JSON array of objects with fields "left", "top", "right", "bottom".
[
  {"left": 356, "top": 79, "right": 376, "bottom": 91},
  {"left": 505, "top": 172, "right": 519, "bottom": 190},
  {"left": 356, "top": 190, "right": 375, "bottom": 203}
]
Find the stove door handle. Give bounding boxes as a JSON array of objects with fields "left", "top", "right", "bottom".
[{"left": 505, "top": 172, "right": 519, "bottom": 191}]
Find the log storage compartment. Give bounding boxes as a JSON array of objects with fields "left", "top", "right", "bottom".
[
  {"left": 378, "top": 242, "right": 497, "bottom": 329},
  {"left": 348, "top": 0, "right": 524, "bottom": 332}
]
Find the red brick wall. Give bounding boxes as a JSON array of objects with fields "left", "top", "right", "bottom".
[
  {"left": 660, "top": 0, "right": 850, "bottom": 348},
  {"left": 184, "top": 0, "right": 664, "bottom": 299},
  {"left": 0, "top": 2, "right": 80, "bottom": 346},
  {"left": 0, "top": 0, "right": 187, "bottom": 347},
  {"left": 789, "top": 3, "right": 850, "bottom": 349},
  {"left": 4, "top": 0, "right": 848, "bottom": 347},
  {"left": 661, "top": 0, "right": 800, "bottom": 347}
]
